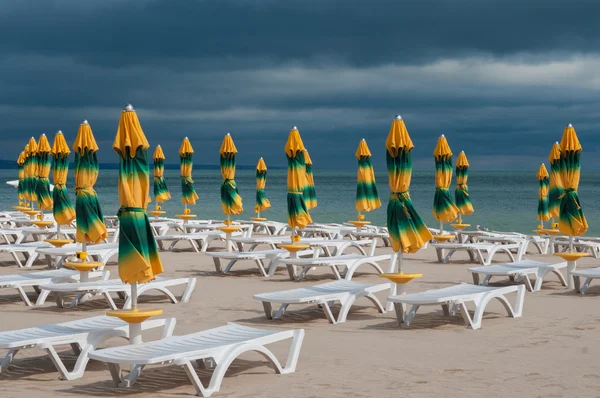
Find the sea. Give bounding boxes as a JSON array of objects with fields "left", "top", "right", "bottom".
[{"left": 2, "top": 169, "right": 600, "bottom": 236}]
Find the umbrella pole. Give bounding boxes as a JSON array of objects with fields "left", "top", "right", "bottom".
[
  {"left": 56, "top": 223, "right": 61, "bottom": 240},
  {"left": 439, "top": 220, "right": 444, "bottom": 235},
  {"left": 257, "top": 210, "right": 260, "bottom": 218},
  {"left": 569, "top": 235, "right": 573, "bottom": 252}
]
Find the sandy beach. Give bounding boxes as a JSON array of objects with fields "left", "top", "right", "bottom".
[{"left": 1, "top": 238, "right": 599, "bottom": 398}]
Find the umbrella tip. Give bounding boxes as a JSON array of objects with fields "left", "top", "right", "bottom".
[
  {"left": 441, "top": 134, "right": 445, "bottom": 138},
  {"left": 226, "top": 132, "right": 230, "bottom": 136},
  {"left": 292, "top": 126, "right": 298, "bottom": 131},
  {"left": 461, "top": 150, "right": 464, "bottom": 153},
  {"left": 41, "top": 133, "right": 45, "bottom": 136},
  {"left": 361, "top": 138, "right": 366, "bottom": 141},
  {"left": 567, "top": 123, "right": 573, "bottom": 128},
  {"left": 124, "top": 104, "right": 134, "bottom": 111},
  {"left": 394, "top": 114, "right": 402, "bottom": 120},
  {"left": 57, "top": 130, "right": 62, "bottom": 135},
  {"left": 82, "top": 119, "right": 89, "bottom": 125}
]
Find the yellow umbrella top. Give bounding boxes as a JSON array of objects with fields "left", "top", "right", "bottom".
[
  {"left": 27, "top": 136, "right": 38, "bottom": 154},
  {"left": 256, "top": 157, "right": 267, "bottom": 171},
  {"left": 179, "top": 137, "right": 194, "bottom": 156},
  {"left": 355, "top": 139, "right": 372, "bottom": 158},
  {"left": 51, "top": 131, "right": 71, "bottom": 155},
  {"left": 219, "top": 133, "right": 238, "bottom": 155},
  {"left": 17, "top": 151, "right": 25, "bottom": 165},
  {"left": 37, "top": 134, "right": 51, "bottom": 154},
  {"left": 153, "top": 145, "right": 165, "bottom": 160},
  {"left": 456, "top": 150, "right": 469, "bottom": 167},
  {"left": 385, "top": 116, "right": 414, "bottom": 156},
  {"left": 548, "top": 141, "right": 561, "bottom": 162},
  {"left": 73, "top": 120, "right": 99, "bottom": 154},
  {"left": 24, "top": 143, "right": 30, "bottom": 157},
  {"left": 285, "top": 126, "right": 306, "bottom": 157},
  {"left": 304, "top": 150, "right": 313, "bottom": 165},
  {"left": 537, "top": 163, "right": 549, "bottom": 180},
  {"left": 560, "top": 123, "right": 582, "bottom": 152},
  {"left": 433, "top": 134, "right": 452, "bottom": 159},
  {"left": 113, "top": 108, "right": 149, "bottom": 158}
]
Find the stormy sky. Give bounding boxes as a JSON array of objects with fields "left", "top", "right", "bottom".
[{"left": 1, "top": 0, "right": 599, "bottom": 171}]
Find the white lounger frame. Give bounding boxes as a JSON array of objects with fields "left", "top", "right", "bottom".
[
  {"left": 432, "top": 242, "right": 523, "bottom": 265},
  {"left": 469, "top": 260, "right": 567, "bottom": 292}
]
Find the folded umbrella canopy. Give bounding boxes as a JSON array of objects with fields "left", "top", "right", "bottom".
[
  {"left": 355, "top": 139, "right": 381, "bottom": 213},
  {"left": 153, "top": 145, "right": 171, "bottom": 203},
  {"left": 25, "top": 137, "right": 38, "bottom": 205},
  {"left": 433, "top": 135, "right": 459, "bottom": 228},
  {"left": 179, "top": 137, "right": 199, "bottom": 205},
  {"left": 454, "top": 151, "right": 473, "bottom": 221},
  {"left": 254, "top": 157, "right": 271, "bottom": 214},
  {"left": 536, "top": 163, "right": 551, "bottom": 226},
  {"left": 51, "top": 131, "right": 76, "bottom": 225},
  {"left": 113, "top": 104, "right": 163, "bottom": 284},
  {"left": 557, "top": 123, "right": 588, "bottom": 237},
  {"left": 219, "top": 133, "right": 243, "bottom": 216},
  {"left": 73, "top": 120, "right": 107, "bottom": 244},
  {"left": 16, "top": 151, "right": 25, "bottom": 204},
  {"left": 548, "top": 142, "right": 563, "bottom": 221},
  {"left": 285, "top": 126, "right": 312, "bottom": 229},
  {"left": 36, "top": 134, "right": 53, "bottom": 211},
  {"left": 386, "top": 115, "right": 432, "bottom": 253},
  {"left": 303, "top": 150, "right": 317, "bottom": 210}
]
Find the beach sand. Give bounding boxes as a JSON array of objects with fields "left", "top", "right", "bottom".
[{"left": 1, "top": 238, "right": 600, "bottom": 397}]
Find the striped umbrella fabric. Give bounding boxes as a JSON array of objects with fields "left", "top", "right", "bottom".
[
  {"left": 219, "top": 133, "right": 243, "bottom": 216},
  {"left": 36, "top": 134, "right": 53, "bottom": 211},
  {"left": 433, "top": 135, "right": 459, "bottom": 223},
  {"left": 303, "top": 150, "right": 317, "bottom": 210},
  {"left": 454, "top": 150, "right": 473, "bottom": 218},
  {"left": 51, "top": 132, "right": 76, "bottom": 225},
  {"left": 179, "top": 137, "right": 199, "bottom": 205},
  {"left": 386, "top": 115, "right": 432, "bottom": 253},
  {"left": 557, "top": 123, "right": 588, "bottom": 236},
  {"left": 113, "top": 104, "right": 163, "bottom": 284},
  {"left": 17, "top": 151, "right": 25, "bottom": 203},
  {"left": 73, "top": 120, "right": 107, "bottom": 244},
  {"left": 153, "top": 145, "right": 171, "bottom": 203},
  {"left": 548, "top": 142, "right": 563, "bottom": 221},
  {"left": 537, "top": 163, "right": 551, "bottom": 224},
  {"left": 285, "top": 126, "right": 312, "bottom": 229},
  {"left": 254, "top": 157, "right": 271, "bottom": 213},
  {"left": 355, "top": 139, "right": 381, "bottom": 213},
  {"left": 25, "top": 137, "right": 38, "bottom": 204}
]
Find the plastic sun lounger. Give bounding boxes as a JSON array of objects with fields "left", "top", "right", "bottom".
[
  {"left": 270, "top": 253, "right": 394, "bottom": 281},
  {"left": 36, "top": 277, "right": 197, "bottom": 310},
  {"left": 308, "top": 239, "right": 378, "bottom": 257},
  {"left": 231, "top": 236, "right": 323, "bottom": 252},
  {"left": 345, "top": 230, "right": 392, "bottom": 247},
  {"left": 554, "top": 239, "right": 600, "bottom": 258},
  {"left": 475, "top": 234, "right": 549, "bottom": 256},
  {"left": 0, "top": 315, "right": 175, "bottom": 380},
  {"left": 0, "top": 241, "right": 53, "bottom": 267},
  {"left": 205, "top": 249, "right": 288, "bottom": 276},
  {"left": 155, "top": 231, "right": 227, "bottom": 253},
  {"left": 431, "top": 241, "right": 523, "bottom": 265},
  {"left": 572, "top": 268, "right": 600, "bottom": 294},
  {"left": 88, "top": 323, "right": 305, "bottom": 398},
  {"left": 254, "top": 280, "right": 391, "bottom": 324},
  {"left": 468, "top": 259, "right": 567, "bottom": 292},
  {"left": 31, "top": 242, "right": 119, "bottom": 269},
  {"left": 387, "top": 284, "right": 526, "bottom": 329},
  {"left": 0, "top": 268, "right": 108, "bottom": 306}
]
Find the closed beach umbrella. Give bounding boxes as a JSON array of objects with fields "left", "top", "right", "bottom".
[
  {"left": 254, "top": 157, "right": 271, "bottom": 214},
  {"left": 548, "top": 142, "right": 563, "bottom": 222},
  {"left": 285, "top": 126, "right": 312, "bottom": 229},
  {"left": 73, "top": 120, "right": 107, "bottom": 244},
  {"left": 25, "top": 137, "right": 38, "bottom": 204},
  {"left": 179, "top": 137, "right": 199, "bottom": 205},
  {"left": 303, "top": 150, "right": 317, "bottom": 210},
  {"left": 219, "top": 133, "right": 243, "bottom": 217},
  {"left": 386, "top": 115, "right": 432, "bottom": 255},
  {"left": 433, "top": 135, "right": 459, "bottom": 232},
  {"left": 22, "top": 143, "right": 30, "bottom": 206},
  {"left": 113, "top": 104, "right": 163, "bottom": 285},
  {"left": 36, "top": 134, "right": 53, "bottom": 211},
  {"left": 454, "top": 150, "right": 473, "bottom": 221},
  {"left": 536, "top": 163, "right": 551, "bottom": 226},
  {"left": 153, "top": 145, "right": 171, "bottom": 203},
  {"left": 355, "top": 139, "right": 381, "bottom": 214},
  {"left": 557, "top": 123, "right": 588, "bottom": 237},
  {"left": 16, "top": 151, "right": 25, "bottom": 204},
  {"left": 51, "top": 131, "right": 76, "bottom": 225}
]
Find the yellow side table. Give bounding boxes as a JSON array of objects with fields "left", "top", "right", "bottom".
[
  {"left": 107, "top": 308, "right": 164, "bottom": 345},
  {"left": 554, "top": 252, "right": 589, "bottom": 289},
  {"left": 348, "top": 220, "right": 371, "bottom": 232},
  {"left": 432, "top": 235, "right": 454, "bottom": 243},
  {"left": 217, "top": 225, "right": 242, "bottom": 252}
]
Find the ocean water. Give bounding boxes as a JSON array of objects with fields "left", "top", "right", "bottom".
[{"left": 2, "top": 169, "right": 600, "bottom": 236}]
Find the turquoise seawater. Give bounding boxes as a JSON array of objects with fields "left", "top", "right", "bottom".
[{"left": 2, "top": 169, "right": 600, "bottom": 236}]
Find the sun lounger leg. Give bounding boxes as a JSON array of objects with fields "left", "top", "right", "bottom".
[
  {"left": 180, "top": 278, "right": 197, "bottom": 304},
  {"left": 573, "top": 275, "right": 581, "bottom": 293},
  {"left": 103, "top": 292, "right": 118, "bottom": 310},
  {"left": 212, "top": 258, "right": 222, "bottom": 273},
  {"left": 441, "top": 303, "right": 450, "bottom": 316},
  {"left": 472, "top": 273, "right": 480, "bottom": 285},
  {"left": 254, "top": 260, "right": 268, "bottom": 277},
  {"left": 393, "top": 302, "right": 407, "bottom": 327},
  {"left": 44, "top": 343, "right": 94, "bottom": 380},
  {"left": 286, "top": 264, "right": 298, "bottom": 280},
  {"left": 15, "top": 286, "right": 32, "bottom": 306},
  {"left": 11, "top": 251, "right": 23, "bottom": 268},
  {"left": 182, "top": 360, "right": 210, "bottom": 396},
  {"left": 0, "top": 349, "right": 19, "bottom": 372},
  {"left": 456, "top": 302, "right": 478, "bottom": 329},
  {"left": 363, "top": 292, "right": 385, "bottom": 314},
  {"left": 336, "top": 295, "right": 358, "bottom": 323},
  {"left": 550, "top": 270, "right": 567, "bottom": 288},
  {"left": 35, "top": 289, "right": 51, "bottom": 305},
  {"left": 580, "top": 277, "right": 593, "bottom": 295},
  {"left": 522, "top": 275, "right": 534, "bottom": 292},
  {"left": 274, "top": 304, "right": 289, "bottom": 319},
  {"left": 262, "top": 302, "right": 273, "bottom": 319}
]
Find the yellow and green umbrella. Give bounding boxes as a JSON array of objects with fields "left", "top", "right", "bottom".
[
  {"left": 25, "top": 137, "right": 38, "bottom": 204},
  {"left": 153, "top": 145, "right": 171, "bottom": 203},
  {"left": 179, "top": 137, "right": 199, "bottom": 205},
  {"left": 254, "top": 157, "right": 271, "bottom": 214},
  {"left": 36, "top": 134, "right": 53, "bottom": 211},
  {"left": 454, "top": 150, "right": 473, "bottom": 221},
  {"left": 433, "top": 135, "right": 459, "bottom": 231},
  {"left": 219, "top": 133, "right": 243, "bottom": 216},
  {"left": 113, "top": 104, "right": 163, "bottom": 285},
  {"left": 386, "top": 115, "right": 432, "bottom": 255},
  {"left": 285, "top": 126, "right": 312, "bottom": 229},
  {"left": 536, "top": 163, "right": 551, "bottom": 227},
  {"left": 303, "top": 150, "right": 317, "bottom": 210},
  {"left": 51, "top": 131, "right": 76, "bottom": 225},
  {"left": 355, "top": 139, "right": 381, "bottom": 213},
  {"left": 548, "top": 142, "right": 563, "bottom": 223},
  {"left": 16, "top": 151, "right": 25, "bottom": 204},
  {"left": 73, "top": 120, "right": 107, "bottom": 244},
  {"left": 557, "top": 123, "right": 588, "bottom": 237}
]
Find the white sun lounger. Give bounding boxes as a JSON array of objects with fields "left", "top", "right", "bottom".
[
  {"left": 0, "top": 268, "right": 108, "bottom": 306},
  {"left": 205, "top": 249, "right": 288, "bottom": 276},
  {"left": 345, "top": 230, "right": 392, "bottom": 247},
  {"left": 572, "top": 268, "right": 600, "bottom": 294},
  {"left": 155, "top": 231, "right": 227, "bottom": 253},
  {"left": 387, "top": 284, "right": 526, "bottom": 329},
  {"left": 468, "top": 259, "right": 567, "bottom": 292},
  {"left": 475, "top": 234, "right": 549, "bottom": 255},
  {"left": 0, "top": 315, "right": 175, "bottom": 380},
  {"left": 36, "top": 277, "right": 197, "bottom": 310},
  {"left": 554, "top": 239, "right": 600, "bottom": 258},
  {"left": 88, "top": 323, "right": 305, "bottom": 397},
  {"left": 0, "top": 241, "right": 53, "bottom": 267},
  {"left": 254, "top": 280, "right": 390, "bottom": 324},
  {"left": 31, "top": 242, "right": 118, "bottom": 268},
  {"left": 431, "top": 241, "right": 523, "bottom": 265},
  {"left": 270, "top": 253, "right": 394, "bottom": 281},
  {"left": 231, "top": 236, "right": 323, "bottom": 251}
]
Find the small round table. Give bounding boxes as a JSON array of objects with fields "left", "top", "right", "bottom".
[
  {"left": 217, "top": 225, "right": 242, "bottom": 252},
  {"left": 107, "top": 308, "right": 164, "bottom": 344},
  {"left": 348, "top": 220, "right": 371, "bottom": 232},
  {"left": 554, "top": 252, "right": 589, "bottom": 289}
]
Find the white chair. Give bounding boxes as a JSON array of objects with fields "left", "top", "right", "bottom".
[
  {"left": 88, "top": 323, "right": 305, "bottom": 397},
  {"left": 254, "top": 280, "right": 390, "bottom": 323},
  {"left": 431, "top": 241, "right": 524, "bottom": 265},
  {"left": 469, "top": 259, "right": 567, "bottom": 292}
]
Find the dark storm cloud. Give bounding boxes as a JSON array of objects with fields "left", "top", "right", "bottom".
[{"left": 0, "top": 0, "right": 598, "bottom": 171}]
